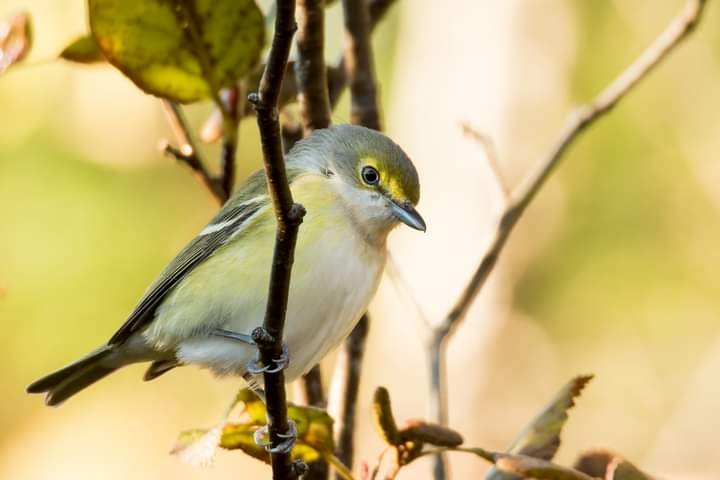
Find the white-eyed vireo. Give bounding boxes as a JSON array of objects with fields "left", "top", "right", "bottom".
[{"left": 28, "top": 124, "right": 425, "bottom": 406}]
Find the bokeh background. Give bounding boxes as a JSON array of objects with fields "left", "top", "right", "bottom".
[{"left": 2, "top": 1, "right": 720, "bottom": 478}]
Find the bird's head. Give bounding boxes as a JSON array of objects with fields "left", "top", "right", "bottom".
[{"left": 290, "top": 125, "right": 425, "bottom": 241}]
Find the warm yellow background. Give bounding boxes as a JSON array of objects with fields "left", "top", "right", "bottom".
[{"left": 2, "top": 1, "right": 720, "bottom": 479}]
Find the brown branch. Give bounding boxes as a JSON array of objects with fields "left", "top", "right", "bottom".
[
  {"left": 326, "top": 0, "right": 383, "bottom": 476},
  {"left": 295, "top": 0, "right": 332, "bottom": 134},
  {"left": 247, "top": 0, "right": 303, "bottom": 478},
  {"left": 341, "top": 0, "right": 381, "bottom": 130},
  {"left": 219, "top": 85, "right": 241, "bottom": 199},
  {"left": 424, "top": 1, "right": 709, "bottom": 479},
  {"left": 328, "top": 314, "right": 369, "bottom": 470},
  {"left": 160, "top": 100, "right": 226, "bottom": 203}
]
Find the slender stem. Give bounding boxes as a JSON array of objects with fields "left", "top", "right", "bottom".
[
  {"left": 295, "top": 0, "right": 332, "bottom": 134},
  {"left": 248, "top": 0, "right": 301, "bottom": 478},
  {"left": 160, "top": 100, "right": 226, "bottom": 203},
  {"left": 327, "top": 0, "right": 383, "bottom": 474},
  {"left": 423, "top": 2, "right": 710, "bottom": 479},
  {"left": 220, "top": 85, "right": 241, "bottom": 199},
  {"left": 328, "top": 314, "right": 369, "bottom": 471},
  {"left": 427, "top": 333, "right": 448, "bottom": 479},
  {"left": 341, "top": 0, "right": 381, "bottom": 130}
]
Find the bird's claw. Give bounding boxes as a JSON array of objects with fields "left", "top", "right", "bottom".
[
  {"left": 246, "top": 343, "right": 290, "bottom": 375},
  {"left": 253, "top": 421, "right": 297, "bottom": 454}
]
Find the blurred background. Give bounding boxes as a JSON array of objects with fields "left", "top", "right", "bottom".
[{"left": 2, "top": 1, "right": 720, "bottom": 478}]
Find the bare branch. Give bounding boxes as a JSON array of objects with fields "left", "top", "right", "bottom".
[
  {"left": 247, "top": 0, "right": 303, "bottom": 478},
  {"left": 160, "top": 100, "right": 226, "bottom": 203},
  {"left": 423, "top": 1, "right": 710, "bottom": 478},
  {"left": 445, "top": 0, "right": 708, "bottom": 339},
  {"left": 295, "top": 0, "right": 332, "bottom": 134},
  {"left": 328, "top": 314, "right": 369, "bottom": 470},
  {"left": 325, "top": 0, "right": 383, "bottom": 475},
  {"left": 341, "top": 0, "right": 381, "bottom": 130},
  {"left": 460, "top": 121, "right": 508, "bottom": 203},
  {"left": 219, "top": 85, "right": 241, "bottom": 199}
]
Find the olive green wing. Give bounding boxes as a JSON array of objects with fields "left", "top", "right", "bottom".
[{"left": 107, "top": 176, "right": 269, "bottom": 346}]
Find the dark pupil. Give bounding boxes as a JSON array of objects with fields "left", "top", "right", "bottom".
[{"left": 362, "top": 166, "right": 379, "bottom": 185}]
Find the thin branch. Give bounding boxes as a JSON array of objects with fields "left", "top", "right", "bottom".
[
  {"left": 328, "top": 314, "right": 369, "bottom": 470},
  {"left": 295, "top": 0, "right": 332, "bottom": 134},
  {"left": 327, "top": 0, "right": 383, "bottom": 475},
  {"left": 292, "top": 13, "right": 332, "bottom": 480},
  {"left": 248, "top": 0, "right": 302, "bottom": 478},
  {"left": 219, "top": 85, "right": 241, "bottom": 199},
  {"left": 424, "top": 1, "right": 709, "bottom": 479},
  {"left": 460, "top": 121, "right": 508, "bottom": 203},
  {"left": 341, "top": 0, "right": 381, "bottom": 130},
  {"left": 160, "top": 100, "right": 226, "bottom": 203}
]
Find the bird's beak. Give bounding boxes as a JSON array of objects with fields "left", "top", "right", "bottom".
[{"left": 389, "top": 199, "right": 426, "bottom": 232}]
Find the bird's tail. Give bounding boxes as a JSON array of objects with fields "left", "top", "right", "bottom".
[{"left": 27, "top": 345, "right": 118, "bottom": 406}]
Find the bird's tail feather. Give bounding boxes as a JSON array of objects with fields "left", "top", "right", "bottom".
[{"left": 27, "top": 346, "right": 118, "bottom": 406}]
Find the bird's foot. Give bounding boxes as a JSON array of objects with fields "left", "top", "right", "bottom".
[
  {"left": 246, "top": 342, "right": 290, "bottom": 375},
  {"left": 253, "top": 420, "right": 297, "bottom": 454}
]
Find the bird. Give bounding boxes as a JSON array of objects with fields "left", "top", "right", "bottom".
[{"left": 27, "top": 124, "right": 425, "bottom": 407}]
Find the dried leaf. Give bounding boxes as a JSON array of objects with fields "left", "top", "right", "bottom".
[
  {"left": 607, "top": 458, "right": 653, "bottom": 480},
  {"left": 88, "top": 0, "right": 265, "bottom": 102},
  {"left": 487, "top": 375, "right": 593, "bottom": 480},
  {"left": 60, "top": 35, "right": 104, "bottom": 63},
  {"left": 572, "top": 449, "right": 615, "bottom": 477},
  {"left": 399, "top": 419, "right": 463, "bottom": 448},
  {"left": 372, "top": 387, "right": 401, "bottom": 446},
  {"left": 494, "top": 454, "right": 596, "bottom": 480},
  {"left": 573, "top": 450, "right": 653, "bottom": 480},
  {"left": 509, "top": 375, "right": 593, "bottom": 459},
  {"left": 0, "top": 12, "right": 32, "bottom": 74}
]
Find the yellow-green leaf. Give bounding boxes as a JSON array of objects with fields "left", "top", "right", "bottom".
[
  {"left": 174, "top": 390, "right": 335, "bottom": 465},
  {"left": 0, "top": 11, "right": 32, "bottom": 75},
  {"left": 60, "top": 35, "right": 104, "bottom": 63},
  {"left": 88, "top": 0, "right": 265, "bottom": 102}
]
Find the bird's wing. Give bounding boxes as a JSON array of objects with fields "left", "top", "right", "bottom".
[{"left": 107, "top": 174, "right": 271, "bottom": 346}]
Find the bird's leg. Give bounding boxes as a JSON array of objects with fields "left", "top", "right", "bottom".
[{"left": 211, "top": 328, "right": 256, "bottom": 345}]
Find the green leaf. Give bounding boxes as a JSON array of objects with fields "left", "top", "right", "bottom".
[
  {"left": 487, "top": 375, "right": 593, "bottom": 480},
  {"left": 60, "top": 35, "right": 105, "bottom": 63},
  {"left": 0, "top": 11, "right": 32, "bottom": 75},
  {"left": 173, "top": 389, "right": 335, "bottom": 465},
  {"left": 88, "top": 0, "right": 265, "bottom": 102}
]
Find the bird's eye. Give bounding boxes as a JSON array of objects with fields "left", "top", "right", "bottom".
[{"left": 361, "top": 166, "right": 380, "bottom": 185}]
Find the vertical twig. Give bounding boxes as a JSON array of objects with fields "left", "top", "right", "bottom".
[
  {"left": 340, "top": 0, "right": 381, "bottom": 130},
  {"left": 328, "top": 0, "right": 382, "bottom": 475},
  {"left": 220, "top": 85, "right": 241, "bottom": 199},
  {"left": 295, "top": 0, "right": 332, "bottom": 134},
  {"left": 421, "top": 1, "right": 710, "bottom": 479},
  {"left": 328, "top": 314, "right": 369, "bottom": 470},
  {"left": 247, "top": 0, "right": 302, "bottom": 478},
  {"left": 160, "top": 100, "right": 226, "bottom": 203}
]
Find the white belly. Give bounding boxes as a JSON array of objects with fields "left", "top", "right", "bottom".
[{"left": 168, "top": 222, "right": 386, "bottom": 382}]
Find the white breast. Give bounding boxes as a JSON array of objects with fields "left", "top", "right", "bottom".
[{"left": 172, "top": 210, "right": 386, "bottom": 381}]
